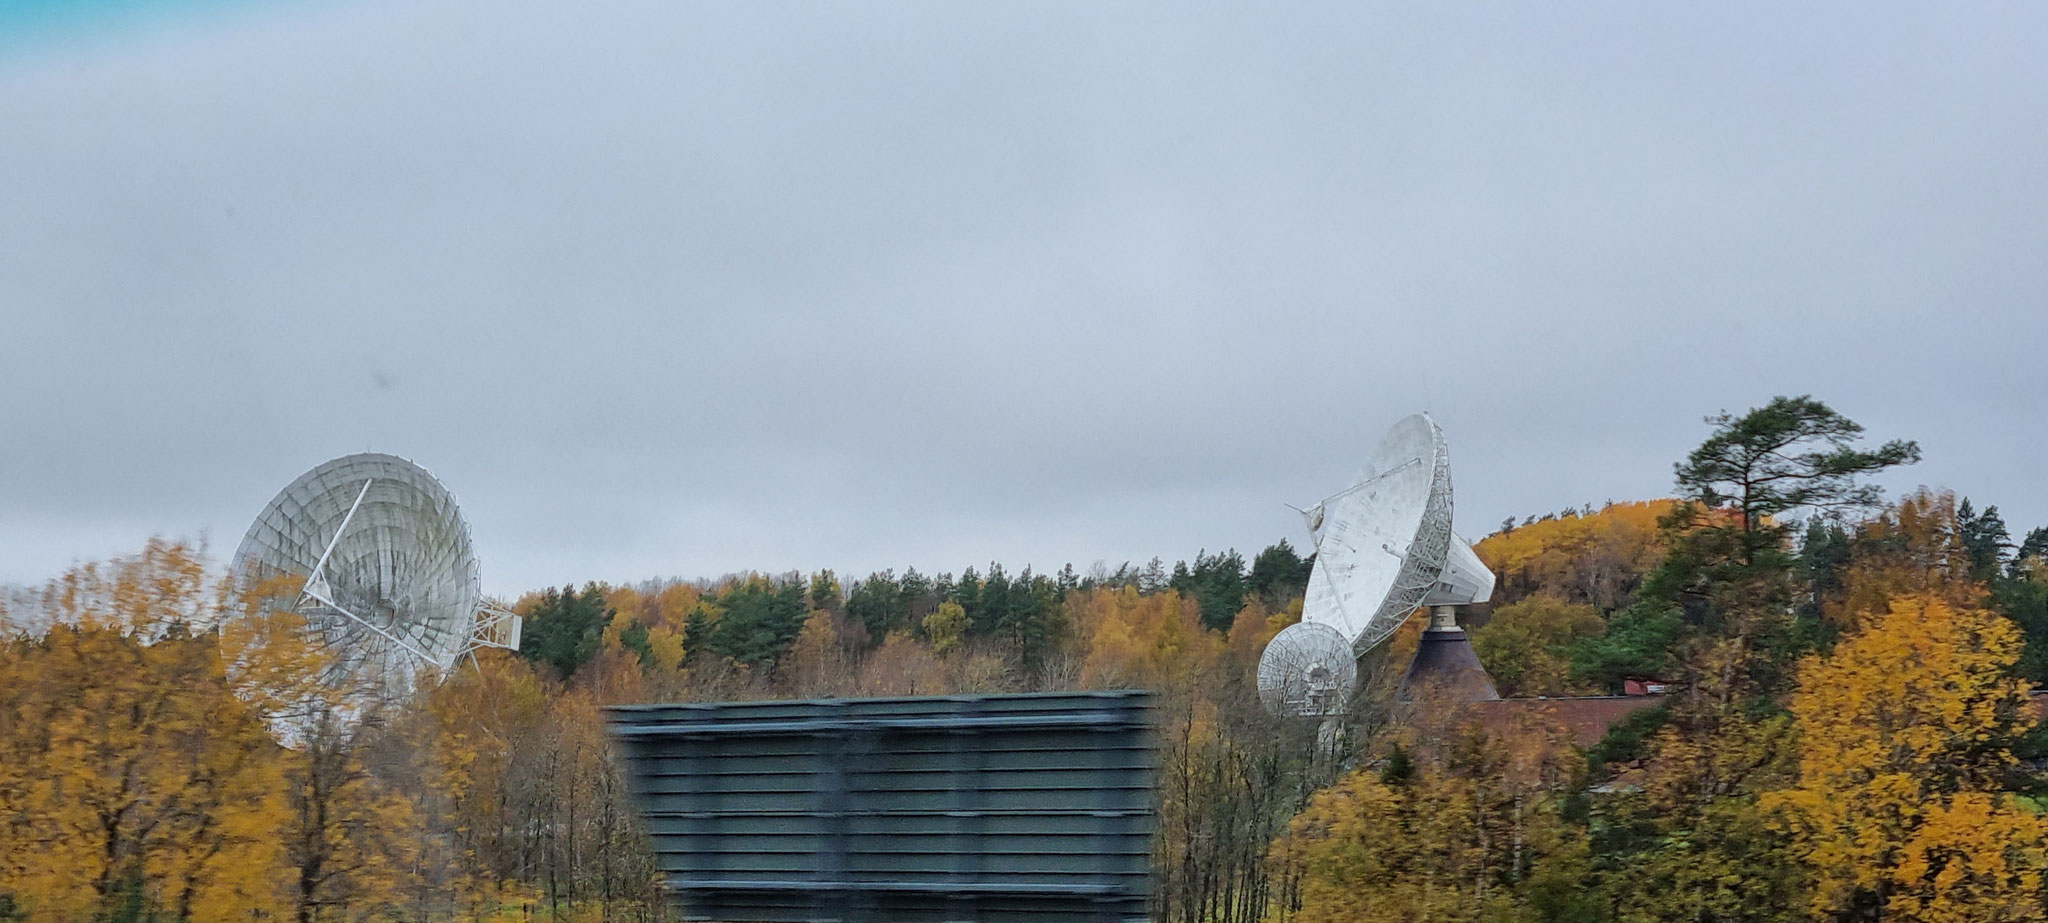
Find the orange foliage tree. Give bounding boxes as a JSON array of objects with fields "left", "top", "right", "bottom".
[{"left": 1821, "top": 490, "right": 1983, "bottom": 632}]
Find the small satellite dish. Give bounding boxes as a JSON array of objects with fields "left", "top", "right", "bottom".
[
  {"left": 1257, "top": 621, "right": 1357, "bottom": 716},
  {"left": 1260, "top": 414, "right": 1495, "bottom": 716},
  {"left": 231, "top": 453, "right": 521, "bottom": 693}
]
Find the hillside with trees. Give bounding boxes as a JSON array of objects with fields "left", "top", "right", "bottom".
[{"left": 5, "top": 395, "right": 2048, "bottom": 922}]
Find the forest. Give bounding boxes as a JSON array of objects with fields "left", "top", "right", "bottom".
[{"left": 5, "top": 394, "right": 2048, "bottom": 922}]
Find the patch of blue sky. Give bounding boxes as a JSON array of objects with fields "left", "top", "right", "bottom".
[{"left": 0, "top": 0, "right": 287, "bottom": 58}]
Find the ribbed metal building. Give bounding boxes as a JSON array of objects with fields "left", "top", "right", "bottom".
[{"left": 608, "top": 690, "right": 1157, "bottom": 923}]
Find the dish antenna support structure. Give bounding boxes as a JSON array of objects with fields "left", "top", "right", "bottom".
[
  {"left": 232, "top": 453, "right": 522, "bottom": 693},
  {"left": 1258, "top": 414, "right": 1497, "bottom": 718}
]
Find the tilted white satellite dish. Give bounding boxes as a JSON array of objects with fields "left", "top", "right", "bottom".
[
  {"left": 1258, "top": 414, "right": 1495, "bottom": 716},
  {"left": 231, "top": 453, "right": 521, "bottom": 693}
]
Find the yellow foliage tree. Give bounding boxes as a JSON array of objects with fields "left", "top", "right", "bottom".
[
  {"left": 1768, "top": 592, "right": 2048, "bottom": 922},
  {"left": 282, "top": 706, "right": 423, "bottom": 923},
  {"left": 1474, "top": 501, "right": 1675, "bottom": 611},
  {"left": 644, "top": 624, "right": 686, "bottom": 674},
  {"left": 407, "top": 649, "right": 554, "bottom": 912},
  {"left": 217, "top": 596, "right": 338, "bottom": 725},
  {"left": 1068, "top": 586, "right": 1221, "bottom": 691},
  {"left": 855, "top": 631, "right": 947, "bottom": 696},
  {"left": 651, "top": 583, "right": 703, "bottom": 631},
  {"left": 0, "top": 543, "right": 296, "bottom": 921},
  {"left": 1266, "top": 724, "right": 1584, "bottom": 923},
  {"left": 784, "top": 609, "right": 851, "bottom": 696},
  {"left": 2, "top": 541, "right": 682, "bottom": 922},
  {"left": 1887, "top": 792, "right": 2048, "bottom": 923},
  {"left": 38, "top": 536, "right": 213, "bottom": 634},
  {"left": 921, "top": 601, "right": 968, "bottom": 656}
]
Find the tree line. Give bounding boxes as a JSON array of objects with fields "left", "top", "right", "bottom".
[
  {"left": 1273, "top": 395, "right": 2048, "bottom": 921},
  {"left": 0, "top": 535, "right": 1323, "bottom": 921},
  {"left": 4, "top": 394, "right": 2048, "bottom": 921}
]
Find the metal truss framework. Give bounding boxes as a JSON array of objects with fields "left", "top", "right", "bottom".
[{"left": 232, "top": 453, "right": 521, "bottom": 691}]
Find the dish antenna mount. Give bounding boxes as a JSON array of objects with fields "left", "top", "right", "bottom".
[
  {"left": 1257, "top": 414, "right": 1496, "bottom": 717},
  {"left": 232, "top": 453, "right": 521, "bottom": 693}
]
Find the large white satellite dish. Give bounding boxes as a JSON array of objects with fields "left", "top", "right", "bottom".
[
  {"left": 1258, "top": 414, "right": 1495, "bottom": 716},
  {"left": 231, "top": 453, "right": 521, "bottom": 693}
]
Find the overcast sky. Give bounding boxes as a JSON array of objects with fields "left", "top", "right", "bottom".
[{"left": 2, "top": 1, "right": 2043, "bottom": 597}]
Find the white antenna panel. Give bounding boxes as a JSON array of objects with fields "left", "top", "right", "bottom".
[{"left": 1260, "top": 414, "right": 1495, "bottom": 716}]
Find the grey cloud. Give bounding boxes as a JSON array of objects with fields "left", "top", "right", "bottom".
[{"left": 2, "top": 1, "right": 2044, "bottom": 594}]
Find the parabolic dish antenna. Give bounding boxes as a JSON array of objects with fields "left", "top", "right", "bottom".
[
  {"left": 1257, "top": 621, "right": 1357, "bottom": 716},
  {"left": 1260, "top": 414, "right": 1495, "bottom": 716},
  {"left": 231, "top": 453, "right": 521, "bottom": 693}
]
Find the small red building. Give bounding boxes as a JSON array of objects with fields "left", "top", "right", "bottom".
[{"left": 1622, "top": 677, "right": 1671, "bottom": 696}]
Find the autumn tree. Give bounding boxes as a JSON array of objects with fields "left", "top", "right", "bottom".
[
  {"left": 519, "top": 689, "right": 657, "bottom": 919},
  {"left": 1061, "top": 583, "right": 1315, "bottom": 923},
  {"left": 1820, "top": 491, "right": 1981, "bottom": 632},
  {"left": 1596, "top": 715, "right": 1805, "bottom": 923},
  {"left": 1068, "top": 585, "right": 1219, "bottom": 691},
  {"left": 1470, "top": 596, "right": 1604, "bottom": 697},
  {"left": 1549, "top": 400, "right": 1923, "bottom": 922},
  {"left": 1266, "top": 722, "right": 1591, "bottom": 923},
  {"left": 783, "top": 609, "right": 853, "bottom": 696},
  {"left": 384, "top": 649, "right": 555, "bottom": 916},
  {"left": 1768, "top": 593, "right": 2048, "bottom": 922},
  {"left": 0, "top": 540, "right": 686, "bottom": 923},
  {"left": 1475, "top": 500, "right": 1674, "bottom": 613},
  {"left": 281, "top": 704, "right": 421, "bottom": 923},
  {"left": 0, "top": 543, "right": 294, "bottom": 921},
  {"left": 921, "top": 601, "right": 967, "bottom": 655},
  {"left": 1158, "top": 683, "right": 1316, "bottom": 923},
  {"left": 854, "top": 631, "right": 948, "bottom": 696}
]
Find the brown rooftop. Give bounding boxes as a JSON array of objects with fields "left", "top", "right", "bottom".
[{"left": 1470, "top": 695, "right": 1667, "bottom": 749}]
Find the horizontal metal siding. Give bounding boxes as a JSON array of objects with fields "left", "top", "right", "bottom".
[{"left": 608, "top": 691, "right": 1156, "bottom": 923}]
